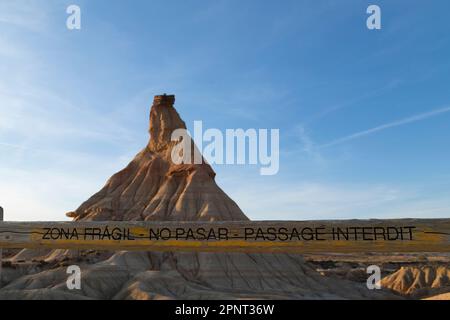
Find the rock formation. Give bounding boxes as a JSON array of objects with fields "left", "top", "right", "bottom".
[
  {"left": 0, "top": 95, "right": 400, "bottom": 299},
  {"left": 381, "top": 265, "right": 450, "bottom": 299},
  {"left": 66, "top": 94, "right": 246, "bottom": 223}
]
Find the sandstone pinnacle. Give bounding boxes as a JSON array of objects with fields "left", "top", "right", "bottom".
[{"left": 66, "top": 95, "right": 247, "bottom": 222}]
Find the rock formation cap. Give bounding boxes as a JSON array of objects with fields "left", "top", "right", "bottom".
[
  {"left": 148, "top": 94, "right": 185, "bottom": 151},
  {"left": 153, "top": 94, "right": 175, "bottom": 107}
]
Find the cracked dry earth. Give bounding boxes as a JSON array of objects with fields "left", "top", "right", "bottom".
[{"left": 0, "top": 95, "right": 442, "bottom": 300}]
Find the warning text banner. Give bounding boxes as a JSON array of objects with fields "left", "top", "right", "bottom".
[{"left": 0, "top": 219, "right": 449, "bottom": 253}]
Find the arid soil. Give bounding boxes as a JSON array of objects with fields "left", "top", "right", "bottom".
[{"left": 304, "top": 253, "right": 449, "bottom": 299}]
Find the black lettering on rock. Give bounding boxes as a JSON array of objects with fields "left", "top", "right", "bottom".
[
  {"left": 50, "top": 228, "right": 60, "bottom": 240},
  {"left": 300, "top": 228, "right": 313, "bottom": 241},
  {"left": 266, "top": 227, "right": 277, "bottom": 241},
  {"left": 255, "top": 228, "right": 266, "bottom": 241},
  {"left": 125, "top": 228, "right": 135, "bottom": 240},
  {"left": 387, "top": 227, "right": 399, "bottom": 240},
  {"left": 43, "top": 228, "right": 51, "bottom": 240},
  {"left": 60, "top": 228, "right": 70, "bottom": 240},
  {"left": 175, "top": 228, "right": 185, "bottom": 240},
  {"left": 278, "top": 227, "right": 288, "bottom": 241},
  {"left": 290, "top": 228, "right": 301, "bottom": 241},
  {"left": 92, "top": 228, "right": 102, "bottom": 240},
  {"left": 374, "top": 227, "right": 386, "bottom": 240},
  {"left": 196, "top": 227, "right": 206, "bottom": 240},
  {"left": 315, "top": 227, "right": 326, "bottom": 241},
  {"left": 149, "top": 228, "right": 159, "bottom": 240},
  {"left": 160, "top": 228, "right": 171, "bottom": 240},
  {"left": 111, "top": 228, "right": 122, "bottom": 241},
  {"left": 218, "top": 228, "right": 229, "bottom": 240},
  {"left": 349, "top": 227, "right": 361, "bottom": 241},
  {"left": 70, "top": 228, "right": 79, "bottom": 240},
  {"left": 403, "top": 226, "right": 415, "bottom": 240},
  {"left": 186, "top": 228, "right": 195, "bottom": 240},
  {"left": 101, "top": 227, "right": 111, "bottom": 240},
  {"left": 399, "top": 227, "right": 404, "bottom": 240},
  {"left": 362, "top": 227, "right": 373, "bottom": 241},
  {"left": 334, "top": 227, "right": 349, "bottom": 241},
  {"left": 244, "top": 228, "right": 254, "bottom": 240},
  {"left": 207, "top": 228, "right": 217, "bottom": 240},
  {"left": 83, "top": 228, "right": 92, "bottom": 240}
]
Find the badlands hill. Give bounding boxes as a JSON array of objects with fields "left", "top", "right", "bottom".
[
  {"left": 0, "top": 95, "right": 427, "bottom": 299},
  {"left": 381, "top": 265, "right": 450, "bottom": 299},
  {"left": 65, "top": 94, "right": 246, "bottom": 223}
]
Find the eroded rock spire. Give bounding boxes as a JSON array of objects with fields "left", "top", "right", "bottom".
[
  {"left": 66, "top": 94, "right": 247, "bottom": 222},
  {"left": 148, "top": 94, "right": 186, "bottom": 152}
]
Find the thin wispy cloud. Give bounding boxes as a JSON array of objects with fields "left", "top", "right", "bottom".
[
  {"left": 0, "top": 142, "right": 31, "bottom": 150},
  {"left": 320, "top": 106, "right": 450, "bottom": 148},
  {"left": 296, "top": 125, "right": 324, "bottom": 163},
  {"left": 0, "top": 0, "right": 48, "bottom": 32},
  {"left": 306, "top": 81, "right": 402, "bottom": 124}
]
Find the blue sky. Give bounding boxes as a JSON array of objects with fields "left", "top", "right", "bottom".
[{"left": 1, "top": 0, "right": 449, "bottom": 221}]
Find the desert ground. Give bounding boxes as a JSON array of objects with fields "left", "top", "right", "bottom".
[{"left": 1, "top": 249, "right": 448, "bottom": 299}]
